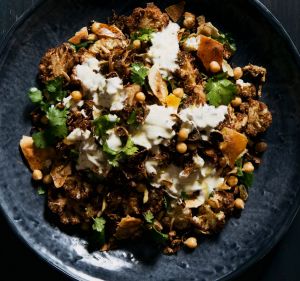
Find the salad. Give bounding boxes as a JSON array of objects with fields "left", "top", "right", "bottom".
[{"left": 20, "top": 2, "right": 272, "bottom": 254}]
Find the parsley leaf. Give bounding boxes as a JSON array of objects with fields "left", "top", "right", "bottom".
[
  {"left": 28, "top": 87, "right": 43, "bottom": 103},
  {"left": 130, "top": 63, "right": 149, "bottom": 86},
  {"left": 143, "top": 211, "right": 154, "bottom": 224},
  {"left": 93, "top": 115, "right": 120, "bottom": 138},
  {"left": 131, "top": 28, "right": 154, "bottom": 42},
  {"left": 32, "top": 131, "right": 48, "bottom": 149},
  {"left": 213, "top": 33, "right": 237, "bottom": 53},
  {"left": 46, "top": 78, "right": 67, "bottom": 102},
  {"left": 92, "top": 217, "right": 106, "bottom": 245},
  {"left": 205, "top": 77, "right": 237, "bottom": 106}
]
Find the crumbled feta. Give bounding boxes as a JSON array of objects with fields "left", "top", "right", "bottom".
[
  {"left": 75, "top": 58, "right": 127, "bottom": 112},
  {"left": 178, "top": 104, "right": 228, "bottom": 133},
  {"left": 148, "top": 22, "right": 180, "bottom": 77},
  {"left": 66, "top": 128, "right": 91, "bottom": 142},
  {"left": 75, "top": 58, "right": 106, "bottom": 92},
  {"left": 76, "top": 137, "right": 109, "bottom": 176},
  {"left": 131, "top": 105, "right": 176, "bottom": 149}
]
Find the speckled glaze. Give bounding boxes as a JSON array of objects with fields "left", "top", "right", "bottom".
[{"left": 0, "top": 0, "right": 300, "bottom": 280}]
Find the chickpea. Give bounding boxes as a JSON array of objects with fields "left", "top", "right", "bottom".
[
  {"left": 173, "top": 88, "right": 184, "bottom": 98},
  {"left": 183, "top": 12, "right": 196, "bottom": 29},
  {"left": 231, "top": 97, "right": 242, "bottom": 107},
  {"left": 209, "top": 61, "right": 221, "bottom": 73},
  {"left": 87, "top": 33, "right": 98, "bottom": 41},
  {"left": 233, "top": 67, "right": 243, "bottom": 80},
  {"left": 176, "top": 142, "right": 187, "bottom": 154},
  {"left": 71, "top": 90, "right": 83, "bottom": 102},
  {"left": 135, "top": 91, "right": 146, "bottom": 102},
  {"left": 32, "top": 169, "right": 43, "bottom": 181},
  {"left": 178, "top": 128, "right": 189, "bottom": 141},
  {"left": 43, "top": 174, "right": 53, "bottom": 185},
  {"left": 234, "top": 198, "right": 245, "bottom": 209},
  {"left": 132, "top": 39, "right": 141, "bottom": 49},
  {"left": 255, "top": 142, "right": 268, "bottom": 153},
  {"left": 243, "top": 162, "right": 255, "bottom": 173},
  {"left": 227, "top": 176, "right": 238, "bottom": 187},
  {"left": 184, "top": 237, "right": 198, "bottom": 249}
]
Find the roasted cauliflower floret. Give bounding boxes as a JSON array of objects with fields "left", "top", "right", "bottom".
[
  {"left": 63, "top": 176, "right": 93, "bottom": 200},
  {"left": 176, "top": 51, "right": 200, "bottom": 91},
  {"left": 125, "top": 3, "right": 169, "bottom": 33},
  {"left": 192, "top": 204, "right": 226, "bottom": 235},
  {"left": 240, "top": 99, "right": 272, "bottom": 136},
  {"left": 39, "top": 43, "right": 76, "bottom": 83},
  {"left": 242, "top": 64, "right": 267, "bottom": 96},
  {"left": 89, "top": 38, "right": 128, "bottom": 59},
  {"left": 236, "top": 80, "right": 257, "bottom": 99}
]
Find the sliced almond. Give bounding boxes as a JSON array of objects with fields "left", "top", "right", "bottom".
[
  {"left": 50, "top": 162, "right": 72, "bottom": 188},
  {"left": 148, "top": 64, "right": 168, "bottom": 104}
]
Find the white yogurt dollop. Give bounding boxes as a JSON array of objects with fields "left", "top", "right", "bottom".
[{"left": 148, "top": 22, "right": 180, "bottom": 77}]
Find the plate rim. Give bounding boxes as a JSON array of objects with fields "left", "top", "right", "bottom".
[{"left": 0, "top": 1, "right": 300, "bottom": 280}]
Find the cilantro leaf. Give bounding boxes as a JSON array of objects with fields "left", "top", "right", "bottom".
[
  {"left": 122, "top": 138, "right": 138, "bottom": 156},
  {"left": 32, "top": 107, "right": 68, "bottom": 148},
  {"left": 46, "top": 107, "right": 68, "bottom": 127},
  {"left": 45, "top": 78, "right": 67, "bottom": 102},
  {"left": 239, "top": 172, "right": 254, "bottom": 188},
  {"left": 93, "top": 115, "right": 120, "bottom": 137},
  {"left": 92, "top": 217, "right": 106, "bottom": 245},
  {"left": 213, "top": 33, "right": 237, "bottom": 53},
  {"left": 143, "top": 211, "right": 154, "bottom": 224},
  {"left": 37, "top": 186, "right": 46, "bottom": 195},
  {"left": 127, "top": 111, "right": 137, "bottom": 125},
  {"left": 235, "top": 158, "right": 254, "bottom": 188},
  {"left": 130, "top": 63, "right": 149, "bottom": 86},
  {"left": 28, "top": 87, "right": 43, "bottom": 103},
  {"left": 32, "top": 131, "right": 48, "bottom": 149},
  {"left": 150, "top": 228, "right": 168, "bottom": 244},
  {"left": 103, "top": 138, "right": 138, "bottom": 167},
  {"left": 71, "top": 40, "right": 95, "bottom": 51},
  {"left": 205, "top": 77, "right": 237, "bottom": 106},
  {"left": 131, "top": 28, "right": 154, "bottom": 42},
  {"left": 235, "top": 158, "right": 244, "bottom": 177}
]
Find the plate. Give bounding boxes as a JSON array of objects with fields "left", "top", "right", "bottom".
[{"left": 1, "top": 0, "right": 300, "bottom": 280}]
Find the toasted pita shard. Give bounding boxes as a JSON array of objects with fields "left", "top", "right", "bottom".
[
  {"left": 50, "top": 162, "right": 72, "bottom": 188},
  {"left": 68, "top": 27, "right": 89, "bottom": 45},
  {"left": 148, "top": 64, "right": 168, "bottom": 104},
  {"left": 125, "top": 84, "right": 142, "bottom": 106},
  {"left": 19, "top": 136, "right": 54, "bottom": 171},
  {"left": 220, "top": 128, "right": 248, "bottom": 167},
  {"left": 197, "top": 35, "right": 224, "bottom": 71},
  {"left": 165, "top": 1, "right": 185, "bottom": 22}
]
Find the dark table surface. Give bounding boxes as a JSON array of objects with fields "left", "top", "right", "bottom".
[{"left": 0, "top": 0, "right": 300, "bottom": 280}]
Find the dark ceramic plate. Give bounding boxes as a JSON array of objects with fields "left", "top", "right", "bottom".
[{"left": 1, "top": 0, "right": 300, "bottom": 280}]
